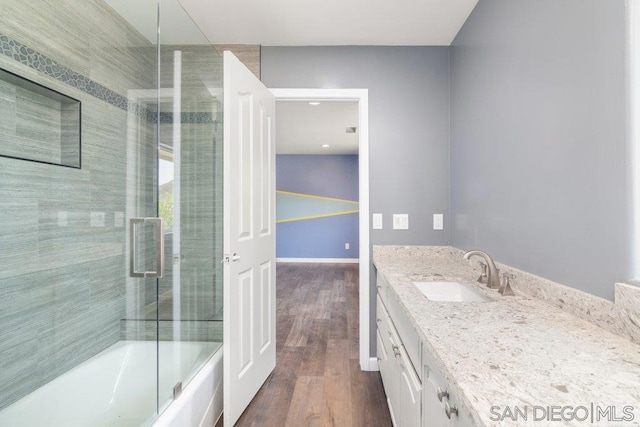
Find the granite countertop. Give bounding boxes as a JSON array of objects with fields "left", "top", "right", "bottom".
[{"left": 373, "top": 245, "right": 640, "bottom": 426}]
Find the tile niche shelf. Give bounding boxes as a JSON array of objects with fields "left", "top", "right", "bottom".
[{"left": 0, "top": 67, "right": 81, "bottom": 168}]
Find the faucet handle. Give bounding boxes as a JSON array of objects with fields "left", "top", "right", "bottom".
[
  {"left": 499, "top": 272, "right": 516, "bottom": 296},
  {"left": 477, "top": 262, "right": 488, "bottom": 284}
]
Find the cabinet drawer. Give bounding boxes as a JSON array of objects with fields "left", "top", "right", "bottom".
[
  {"left": 383, "top": 291, "right": 421, "bottom": 380},
  {"left": 376, "top": 329, "right": 394, "bottom": 405}
]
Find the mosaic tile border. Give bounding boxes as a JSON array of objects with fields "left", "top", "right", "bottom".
[
  {"left": 0, "top": 34, "right": 129, "bottom": 111},
  {"left": 151, "top": 111, "right": 215, "bottom": 125},
  {"left": 0, "top": 34, "right": 215, "bottom": 124}
]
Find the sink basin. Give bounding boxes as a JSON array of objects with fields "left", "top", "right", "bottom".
[{"left": 413, "top": 281, "right": 490, "bottom": 302}]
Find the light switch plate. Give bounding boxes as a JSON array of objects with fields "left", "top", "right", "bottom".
[
  {"left": 373, "top": 213, "right": 383, "bottom": 230},
  {"left": 433, "top": 214, "right": 444, "bottom": 230},
  {"left": 393, "top": 214, "right": 409, "bottom": 230}
]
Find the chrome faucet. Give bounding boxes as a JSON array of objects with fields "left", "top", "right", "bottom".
[
  {"left": 463, "top": 250, "right": 501, "bottom": 289},
  {"left": 499, "top": 272, "right": 516, "bottom": 296},
  {"left": 477, "top": 262, "right": 488, "bottom": 285}
]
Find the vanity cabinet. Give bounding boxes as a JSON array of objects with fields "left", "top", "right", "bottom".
[
  {"left": 422, "top": 344, "right": 473, "bottom": 427},
  {"left": 376, "top": 296, "right": 397, "bottom": 422},
  {"left": 377, "top": 292, "right": 421, "bottom": 427},
  {"left": 376, "top": 274, "right": 473, "bottom": 427}
]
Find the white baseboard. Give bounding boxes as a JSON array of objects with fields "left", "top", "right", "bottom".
[
  {"left": 276, "top": 258, "right": 359, "bottom": 264},
  {"left": 364, "top": 357, "right": 379, "bottom": 371}
]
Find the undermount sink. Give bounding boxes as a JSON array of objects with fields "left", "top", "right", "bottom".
[{"left": 413, "top": 281, "right": 490, "bottom": 302}]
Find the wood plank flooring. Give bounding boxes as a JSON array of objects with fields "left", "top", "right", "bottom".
[{"left": 220, "top": 263, "right": 392, "bottom": 427}]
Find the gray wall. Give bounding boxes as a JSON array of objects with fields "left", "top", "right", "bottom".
[
  {"left": 261, "top": 46, "right": 451, "bottom": 355},
  {"left": 450, "top": 0, "right": 631, "bottom": 300}
]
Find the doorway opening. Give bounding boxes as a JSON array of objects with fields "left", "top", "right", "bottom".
[
  {"left": 271, "top": 88, "right": 372, "bottom": 371},
  {"left": 275, "top": 99, "right": 360, "bottom": 263}
]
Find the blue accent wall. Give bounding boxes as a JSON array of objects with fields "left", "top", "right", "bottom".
[{"left": 277, "top": 154, "right": 359, "bottom": 258}]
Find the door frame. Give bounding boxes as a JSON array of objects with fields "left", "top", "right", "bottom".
[{"left": 269, "top": 88, "right": 374, "bottom": 371}]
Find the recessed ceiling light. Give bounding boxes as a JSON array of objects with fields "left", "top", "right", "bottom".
[
  {"left": 321, "top": 144, "right": 330, "bottom": 148},
  {"left": 309, "top": 101, "right": 320, "bottom": 106}
]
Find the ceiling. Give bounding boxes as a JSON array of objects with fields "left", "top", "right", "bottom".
[
  {"left": 276, "top": 101, "right": 359, "bottom": 155},
  {"left": 104, "top": 0, "right": 211, "bottom": 45},
  {"left": 103, "top": 1, "right": 475, "bottom": 153},
  {"left": 107, "top": 0, "right": 479, "bottom": 46}
]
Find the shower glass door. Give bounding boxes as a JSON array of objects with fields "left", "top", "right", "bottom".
[
  {"left": 121, "top": 0, "right": 224, "bottom": 418},
  {"left": 155, "top": 0, "right": 224, "bottom": 417},
  {"left": 123, "top": 0, "right": 224, "bottom": 418},
  {"left": 114, "top": 1, "right": 162, "bottom": 424}
]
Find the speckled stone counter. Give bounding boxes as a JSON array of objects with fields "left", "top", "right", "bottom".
[{"left": 373, "top": 245, "right": 640, "bottom": 426}]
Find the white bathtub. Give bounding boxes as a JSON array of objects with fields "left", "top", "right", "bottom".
[{"left": 0, "top": 341, "right": 223, "bottom": 427}]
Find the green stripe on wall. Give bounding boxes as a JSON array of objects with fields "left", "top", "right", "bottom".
[{"left": 276, "top": 190, "right": 359, "bottom": 223}]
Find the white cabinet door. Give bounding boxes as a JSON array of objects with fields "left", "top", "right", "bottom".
[
  {"left": 385, "top": 324, "right": 402, "bottom": 426},
  {"left": 378, "top": 293, "right": 422, "bottom": 427},
  {"left": 422, "top": 347, "right": 473, "bottom": 427},
  {"left": 223, "top": 51, "right": 276, "bottom": 426},
  {"left": 447, "top": 395, "right": 474, "bottom": 427},
  {"left": 376, "top": 297, "right": 395, "bottom": 399},
  {"left": 376, "top": 325, "right": 391, "bottom": 394},
  {"left": 377, "top": 330, "right": 397, "bottom": 427},
  {"left": 377, "top": 296, "right": 400, "bottom": 427},
  {"left": 422, "top": 364, "right": 446, "bottom": 427},
  {"left": 397, "top": 349, "right": 422, "bottom": 427}
]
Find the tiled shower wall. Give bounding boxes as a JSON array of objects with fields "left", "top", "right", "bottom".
[
  {"left": 0, "top": 0, "right": 156, "bottom": 409},
  {"left": 0, "top": 74, "right": 80, "bottom": 168}
]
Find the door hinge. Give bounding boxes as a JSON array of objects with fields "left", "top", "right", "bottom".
[{"left": 173, "top": 382, "right": 183, "bottom": 400}]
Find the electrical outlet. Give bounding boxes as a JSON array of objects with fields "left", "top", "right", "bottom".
[
  {"left": 393, "top": 214, "right": 409, "bottom": 230},
  {"left": 345, "top": 243, "right": 350, "bottom": 250},
  {"left": 433, "top": 214, "right": 444, "bottom": 230}
]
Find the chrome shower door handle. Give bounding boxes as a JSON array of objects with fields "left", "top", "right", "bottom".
[
  {"left": 130, "top": 218, "right": 143, "bottom": 278},
  {"left": 129, "top": 217, "right": 165, "bottom": 278},
  {"left": 152, "top": 218, "right": 165, "bottom": 278}
]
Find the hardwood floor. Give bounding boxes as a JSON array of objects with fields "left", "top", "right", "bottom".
[{"left": 220, "top": 263, "right": 392, "bottom": 427}]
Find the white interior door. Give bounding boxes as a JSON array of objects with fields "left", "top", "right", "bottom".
[{"left": 223, "top": 51, "right": 276, "bottom": 426}]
